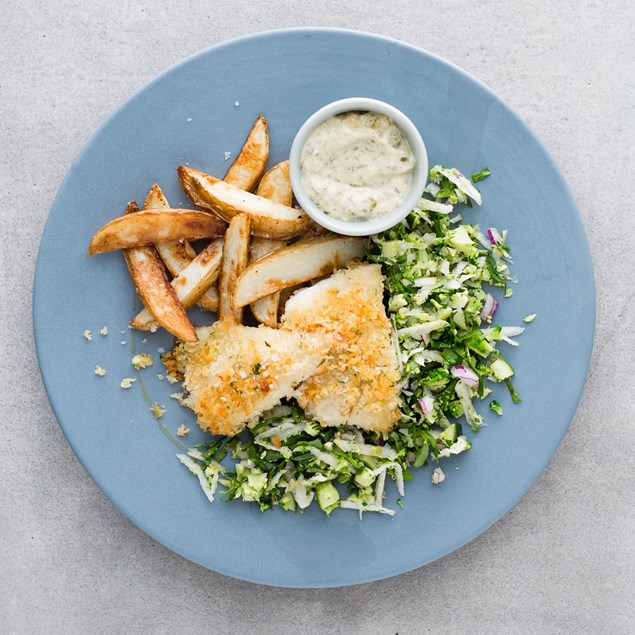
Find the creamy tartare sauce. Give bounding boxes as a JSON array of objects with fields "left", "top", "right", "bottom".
[{"left": 300, "top": 111, "right": 416, "bottom": 222}]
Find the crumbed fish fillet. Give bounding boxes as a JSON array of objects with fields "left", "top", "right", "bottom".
[
  {"left": 281, "top": 263, "right": 401, "bottom": 434},
  {"left": 163, "top": 317, "right": 328, "bottom": 436}
]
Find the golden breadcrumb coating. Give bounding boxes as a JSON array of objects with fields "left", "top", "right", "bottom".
[
  {"left": 281, "top": 263, "right": 400, "bottom": 434},
  {"left": 163, "top": 318, "right": 328, "bottom": 436}
]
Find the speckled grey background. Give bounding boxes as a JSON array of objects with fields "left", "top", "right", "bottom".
[{"left": 1, "top": 1, "right": 633, "bottom": 633}]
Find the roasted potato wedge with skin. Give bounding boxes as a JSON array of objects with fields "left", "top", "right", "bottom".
[
  {"left": 122, "top": 202, "right": 197, "bottom": 342},
  {"left": 249, "top": 162, "right": 293, "bottom": 326},
  {"left": 247, "top": 162, "right": 293, "bottom": 326},
  {"left": 144, "top": 184, "right": 197, "bottom": 273},
  {"left": 123, "top": 200, "right": 139, "bottom": 216},
  {"left": 145, "top": 183, "right": 219, "bottom": 314},
  {"left": 155, "top": 236, "right": 197, "bottom": 273},
  {"left": 218, "top": 214, "right": 251, "bottom": 322},
  {"left": 223, "top": 114, "right": 269, "bottom": 191},
  {"left": 232, "top": 235, "right": 366, "bottom": 309},
  {"left": 159, "top": 116, "right": 268, "bottom": 316},
  {"left": 88, "top": 209, "right": 226, "bottom": 255},
  {"left": 249, "top": 237, "right": 286, "bottom": 328},
  {"left": 256, "top": 160, "right": 292, "bottom": 206},
  {"left": 131, "top": 239, "right": 223, "bottom": 331},
  {"left": 178, "top": 166, "right": 311, "bottom": 240}
]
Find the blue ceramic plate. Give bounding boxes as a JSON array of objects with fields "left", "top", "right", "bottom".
[{"left": 33, "top": 29, "right": 595, "bottom": 588}]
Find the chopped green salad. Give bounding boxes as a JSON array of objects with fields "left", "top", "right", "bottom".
[{"left": 178, "top": 165, "right": 527, "bottom": 516}]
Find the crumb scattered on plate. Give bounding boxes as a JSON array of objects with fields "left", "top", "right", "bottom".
[
  {"left": 100, "top": 326, "right": 108, "bottom": 336},
  {"left": 132, "top": 353, "right": 153, "bottom": 370},
  {"left": 94, "top": 364, "right": 106, "bottom": 377},
  {"left": 170, "top": 391, "right": 185, "bottom": 404},
  {"left": 150, "top": 402, "right": 165, "bottom": 419},
  {"left": 176, "top": 424, "right": 190, "bottom": 437},
  {"left": 83, "top": 329, "right": 92, "bottom": 341},
  {"left": 432, "top": 467, "right": 445, "bottom": 484},
  {"left": 120, "top": 377, "right": 136, "bottom": 389}
]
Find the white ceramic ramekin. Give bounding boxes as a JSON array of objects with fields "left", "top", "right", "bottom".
[{"left": 289, "top": 97, "right": 428, "bottom": 236}]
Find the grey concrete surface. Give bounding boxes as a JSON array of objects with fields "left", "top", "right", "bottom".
[{"left": 1, "top": 1, "right": 633, "bottom": 633}]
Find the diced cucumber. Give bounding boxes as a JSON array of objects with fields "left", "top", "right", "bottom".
[
  {"left": 439, "top": 423, "right": 459, "bottom": 446},
  {"left": 279, "top": 490, "right": 297, "bottom": 512},
  {"left": 316, "top": 481, "right": 340, "bottom": 514},
  {"left": 381, "top": 241, "right": 402, "bottom": 259},
  {"left": 354, "top": 467, "right": 376, "bottom": 488},
  {"left": 490, "top": 358, "right": 514, "bottom": 380},
  {"left": 360, "top": 455, "right": 379, "bottom": 470}
]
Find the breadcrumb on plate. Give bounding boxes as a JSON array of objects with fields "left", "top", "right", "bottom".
[
  {"left": 132, "top": 353, "right": 153, "bottom": 371},
  {"left": 150, "top": 402, "right": 165, "bottom": 419}
]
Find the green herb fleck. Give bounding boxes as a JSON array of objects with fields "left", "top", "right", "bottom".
[
  {"left": 489, "top": 400, "right": 503, "bottom": 415},
  {"left": 471, "top": 167, "right": 491, "bottom": 183}
]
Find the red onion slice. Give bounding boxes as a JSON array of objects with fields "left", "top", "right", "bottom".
[
  {"left": 486, "top": 228, "right": 498, "bottom": 245},
  {"left": 480, "top": 293, "right": 499, "bottom": 320},
  {"left": 451, "top": 365, "right": 479, "bottom": 388},
  {"left": 418, "top": 394, "right": 435, "bottom": 415}
]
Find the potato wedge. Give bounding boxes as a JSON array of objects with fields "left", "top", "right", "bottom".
[
  {"left": 249, "top": 237, "right": 286, "bottom": 262},
  {"left": 278, "top": 283, "right": 307, "bottom": 316},
  {"left": 218, "top": 214, "right": 251, "bottom": 321},
  {"left": 232, "top": 235, "right": 366, "bottom": 309},
  {"left": 123, "top": 200, "right": 139, "bottom": 215},
  {"left": 248, "top": 237, "right": 286, "bottom": 328},
  {"left": 256, "top": 160, "right": 292, "bottom": 206},
  {"left": 122, "top": 202, "right": 197, "bottom": 342},
  {"left": 178, "top": 166, "right": 311, "bottom": 239},
  {"left": 197, "top": 282, "right": 219, "bottom": 313},
  {"left": 224, "top": 114, "right": 269, "bottom": 191},
  {"left": 131, "top": 239, "right": 223, "bottom": 331},
  {"left": 88, "top": 209, "right": 226, "bottom": 255},
  {"left": 145, "top": 183, "right": 219, "bottom": 314},
  {"left": 144, "top": 184, "right": 196, "bottom": 272},
  {"left": 248, "top": 162, "right": 293, "bottom": 326}
]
